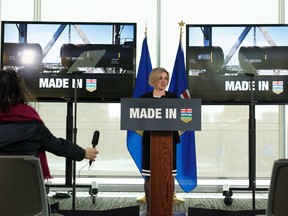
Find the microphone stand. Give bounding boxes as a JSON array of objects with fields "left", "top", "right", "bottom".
[
  {"left": 245, "top": 72, "right": 256, "bottom": 211},
  {"left": 240, "top": 53, "right": 257, "bottom": 211},
  {"left": 71, "top": 71, "right": 81, "bottom": 210},
  {"left": 67, "top": 51, "right": 103, "bottom": 210}
]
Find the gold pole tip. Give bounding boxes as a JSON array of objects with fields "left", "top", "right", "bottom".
[{"left": 178, "top": 20, "right": 185, "bottom": 27}]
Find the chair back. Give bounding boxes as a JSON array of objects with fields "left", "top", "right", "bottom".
[
  {"left": 266, "top": 159, "right": 288, "bottom": 216},
  {"left": 0, "top": 155, "right": 50, "bottom": 216}
]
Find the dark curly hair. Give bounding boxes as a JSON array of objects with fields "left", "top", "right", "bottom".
[{"left": 0, "top": 69, "right": 36, "bottom": 112}]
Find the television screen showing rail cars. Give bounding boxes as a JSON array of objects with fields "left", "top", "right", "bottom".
[
  {"left": 0, "top": 21, "right": 136, "bottom": 101},
  {"left": 186, "top": 24, "right": 288, "bottom": 104}
]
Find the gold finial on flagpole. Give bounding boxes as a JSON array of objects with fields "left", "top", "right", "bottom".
[
  {"left": 178, "top": 20, "right": 185, "bottom": 39},
  {"left": 145, "top": 22, "right": 147, "bottom": 37}
]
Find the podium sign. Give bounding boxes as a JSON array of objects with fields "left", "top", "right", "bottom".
[
  {"left": 121, "top": 98, "right": 201, "bottom": 131},
  {"left": 121, "top": 98, "right": 201, "bottom": 216}
]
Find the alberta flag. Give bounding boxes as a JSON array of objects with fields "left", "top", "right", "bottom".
[
  {"left": 168, "top": 35, "right": 197, "bottom": 192},
  {"left": 126, "top": 34, "right": 153, "bottom": 173}
]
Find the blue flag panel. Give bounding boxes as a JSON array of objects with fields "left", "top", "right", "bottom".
[
  {"left": 127, "top": 36, "right": 153, "bottom": 173},
  {"left": 169, "top": 38, "right": 198, "bottom": 192}
]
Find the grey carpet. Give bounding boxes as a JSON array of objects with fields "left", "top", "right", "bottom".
[{"left": 48, "top": 192, "right": 267, "bottom": 213}]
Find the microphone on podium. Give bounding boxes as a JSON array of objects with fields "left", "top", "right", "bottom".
[{"left": 89, "top": 130, "right": 100, "bottom": 166}]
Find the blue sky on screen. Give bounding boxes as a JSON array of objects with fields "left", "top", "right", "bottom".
[
  {"left": 3, "top": 23, "right": 135, "bottom": 64},
  {"left": 188, "top": 25, "right": 288, "bottom": 67}
]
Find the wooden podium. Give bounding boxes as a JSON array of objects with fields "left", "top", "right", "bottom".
[
  {"left": 150, "top": 131, "right": 173, "bottom": 216},
  {"left": 120, "top": 98, "right": 201, "bottom": 216}
]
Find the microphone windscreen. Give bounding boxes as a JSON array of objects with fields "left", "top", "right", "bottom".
[{"left": 91, "top": 130, "right": 100, "bottom": 146}]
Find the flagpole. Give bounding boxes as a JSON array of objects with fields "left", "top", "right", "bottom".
[
  {"left": 169, "top": 20, "right": 197, "bottom": 193},
  {"left": 179, "top": 20, "right": 185, "bottom": 41},
  {"left": 127, "top": 26, "right": 153, "bottom": 173},
  {"left": 156, "top": 0, "right": 161, "bottom": 67}
]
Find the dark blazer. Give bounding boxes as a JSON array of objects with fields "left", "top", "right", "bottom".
[
  {"left": 0, "top": 121, "right": 85, "bottom": 160},
  {"left": 140, "top": 91, "right": 177, "bottom": 99}
]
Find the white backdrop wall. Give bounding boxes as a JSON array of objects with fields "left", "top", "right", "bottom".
[{"left": 0, "top": 0, "right": 285, "bottom": 190}]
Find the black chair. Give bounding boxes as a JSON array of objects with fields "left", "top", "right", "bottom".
[
  {"left": 0, "top": 155, "right": 50, "bottom": 216},
  {"left": 265, "top": 158, "right": 288, "bottom": 216}
]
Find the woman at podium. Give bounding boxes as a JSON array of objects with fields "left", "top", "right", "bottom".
[{"left": 140, "top": 67, "right": 181, "bottom": 214}]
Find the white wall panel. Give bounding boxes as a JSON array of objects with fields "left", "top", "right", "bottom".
[{"left": 1, "top": 0, "right": 34, "bottom": 21}]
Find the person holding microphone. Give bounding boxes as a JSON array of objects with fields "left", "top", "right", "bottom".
[{"left": 0, "top": 69, "right": 99, "bottom": 179}]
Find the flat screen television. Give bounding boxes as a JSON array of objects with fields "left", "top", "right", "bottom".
[
  {"left": 0, "top": 21, "right": 137, "bottom": 102},
  {"left": 186, "top": 24, "right": 288, "bottom": 104}
]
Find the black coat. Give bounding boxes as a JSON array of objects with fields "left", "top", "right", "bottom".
[{"left": 0, "top": 121, "right": 85, "bottom": 161}]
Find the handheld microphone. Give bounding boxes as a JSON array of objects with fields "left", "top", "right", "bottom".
[{"left": 89, "top": 130, "right": 100, "bottom": 166}]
